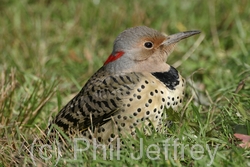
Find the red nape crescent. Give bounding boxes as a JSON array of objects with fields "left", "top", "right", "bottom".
[{"left": 104, "top": 51, "right": 125, "bottom": 65}]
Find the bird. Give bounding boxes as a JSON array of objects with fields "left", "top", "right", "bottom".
[{"left": 47, "top": 26, "right": 200, "bottom": 144}]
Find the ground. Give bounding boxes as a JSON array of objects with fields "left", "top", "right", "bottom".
[{"left": 0, "top": 0, "right": 250, "bottom": 166}]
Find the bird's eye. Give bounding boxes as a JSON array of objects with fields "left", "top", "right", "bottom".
[{"left": 144, "top": 42, "right": 153, "bottom": 48}]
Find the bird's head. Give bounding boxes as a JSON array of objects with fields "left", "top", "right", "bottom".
[{"left": 104, "top": 26, "right": 200, "bottom": 73}]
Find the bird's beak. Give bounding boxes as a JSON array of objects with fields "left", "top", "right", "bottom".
[{"left": 162, "top": 30, "right": 201, "bottom": 46}]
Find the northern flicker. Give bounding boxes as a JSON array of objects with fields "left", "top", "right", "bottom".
[{"left": 49, "top": 26, "right": 200, "bottom": 143}]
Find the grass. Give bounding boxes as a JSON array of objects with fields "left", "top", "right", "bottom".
[{"left": 0, "top": 0, "right": 250, "bottom": 166}]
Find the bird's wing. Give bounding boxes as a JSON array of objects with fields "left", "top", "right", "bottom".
[{"left": 52, "top": 67, "right": 140, "bottom": 133}]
